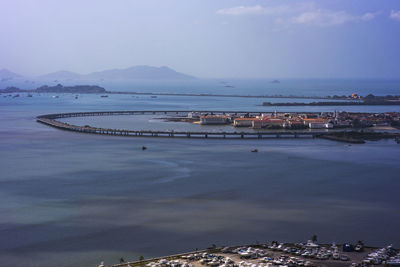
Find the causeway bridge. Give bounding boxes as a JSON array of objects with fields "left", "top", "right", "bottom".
[{"left": 36, "top": 110, "right": 330, "bottom": 139}]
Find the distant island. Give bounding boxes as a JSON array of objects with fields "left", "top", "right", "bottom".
[
  {"left": 1, "top": 84, "right": 106, "bottom": 94},
  {"left": 263, "top": 94, "right": 400, "bottom": 106}
]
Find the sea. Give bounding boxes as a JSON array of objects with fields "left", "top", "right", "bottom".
[{"left": 1, "top": 79, "right": 400, "bottom": 267}]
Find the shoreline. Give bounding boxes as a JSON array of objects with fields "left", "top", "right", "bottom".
[{"left": 109, "top": 242, "right": 399, "bottom": 267}]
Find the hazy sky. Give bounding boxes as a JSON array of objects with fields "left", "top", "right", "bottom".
[{"left": 1, "top": 0, "right": 399, "bottom": 78}]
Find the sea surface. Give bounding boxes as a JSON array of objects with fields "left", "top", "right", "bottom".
[{"left": 1, "top": 80, "right": 400, "bottom": 267}]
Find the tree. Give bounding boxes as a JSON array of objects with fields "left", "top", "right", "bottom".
[
  {"left": 366, "top": 94, "right": 375, "bottom": 99},
  {"left": 312, "top": 234, "right": 318, "bottom": 242},
  {"left": 139, "top": 255, "right": 145, "bottom": 267}
]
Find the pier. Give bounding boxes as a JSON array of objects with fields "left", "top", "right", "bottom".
[{"left": 36, "top": 110, "right": 324, "bottom": 139}]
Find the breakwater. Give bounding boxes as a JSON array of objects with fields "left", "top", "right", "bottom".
[{"left": 36, "top": 111, "right": 323, "bottom": 139}]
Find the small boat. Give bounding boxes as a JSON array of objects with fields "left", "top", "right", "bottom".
[
  {"left": 27, "top": 94, "right": 33, "bottom": 97},
  {"left": 142, "top": 146, "right": 147, "bottom": 150},
  {"left": 100, "top": 95, "right": 108, "bottom": 98},
  {"left": 151, "top": 96, "right": 157, "bottom": 98},
  {"left": 52, "top": 95, "right": 59, "bottom": 98},
  {"left": 251, "top": 149, "right": 258, "bottom": 152}
]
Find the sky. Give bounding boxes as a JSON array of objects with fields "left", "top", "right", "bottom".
[{"left": 0, "top": 0, "right": 399, "bottom": 79}]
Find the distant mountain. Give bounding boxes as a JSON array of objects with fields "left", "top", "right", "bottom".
[
  {"left": 85, "top": 66, "right": 195, "bottom": 81},
  {"left": 38, "top": 70, "right": 82, "bottom": 81},
  {"left": 37, "top": 66, "right": 195, "bottom": 81},
  {"left": 0, "top": 69, "right": 23, "bottom": 81}
]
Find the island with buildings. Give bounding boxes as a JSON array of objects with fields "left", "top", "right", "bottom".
[
  {"left": 171, "top": 110, "right": 400, "bottom": 130},
  {"left": 37, "top": 110, "right": 400, "bottom": 144}
]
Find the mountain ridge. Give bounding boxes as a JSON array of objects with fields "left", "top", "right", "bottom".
[
  {"left": 35, "top": 65, "right": 195, "bottom": 81},
  {"left": 0, "top": 69, "right": 23, "bottom": 81}
]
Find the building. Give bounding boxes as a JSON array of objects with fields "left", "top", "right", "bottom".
[
  {"left": 233, "top": 118, "right": 258, "bottom": 127},
  {"left": 284, "top": 120, "right": 304, "bottom": 129},
  {"left": 200, "top": 115, "right": 229, "bottom": 125},
  {"left": 252, "top": 119, "right": 284, "bottom": 129},
  {"left": 308, "top": 122, "right": 333, "bottom": 129},
  {"left": 188, "top": 112, "right": 201, "bottom": 119}
]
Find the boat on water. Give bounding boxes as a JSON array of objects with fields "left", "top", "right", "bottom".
[
  {"left": 151, "top": 95, "right": 157, "bottom": 98},
  {"left": 27, "top": 94, "right": 33, "bottom": 97},
  {"left": 52, "top": 95, "right": 59, "bottom": 98},
  {"left": 13, "top": 94, "right": 20, "bottom": 98},
  {"left": 100, "top": 95, "right": 108, "bottom": 98}
]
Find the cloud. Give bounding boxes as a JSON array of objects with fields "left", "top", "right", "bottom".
[
  {"left": 217, "top": 3, "right": 378, "bottom": 27},
  {"left": 290, "top": 10, "right": 378, "bottom": 26},
  {"left": 216, "top": 5, "right": 290, "bottom": 16},
  {"left": 389, "top": 10, "right": 400, "bottom": 21},
  {"left": 361, "top": 12, "right": 379, "bottom": 21}
]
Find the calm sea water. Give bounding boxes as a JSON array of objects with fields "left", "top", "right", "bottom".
[
  {"left": 1, "top": 81, "right": 400, "bottom": 267},
  {"left": 2, "top": 78, "right": 400, "bottom": 96}
]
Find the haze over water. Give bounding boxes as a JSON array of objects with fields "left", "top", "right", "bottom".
[{"left": 1, "top": 83, "right": 400, "bottom": 267}]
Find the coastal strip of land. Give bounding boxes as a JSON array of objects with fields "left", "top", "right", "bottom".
[
  {"left": 3, "top": 84, "right": 400, "bottom": 102},
  {"left": 262, "top": 101, "right": 400, "bottom": 106}
]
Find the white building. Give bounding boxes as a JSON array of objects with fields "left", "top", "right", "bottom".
[
  {"left": 308, "top": 122, "right": 333, "bottom": 129},
  {"left": 188, "top": 112, "right": 201, "bottom": 118},
  {"left": 233, "top": 118, "right": 257, "bottom": 127}
]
